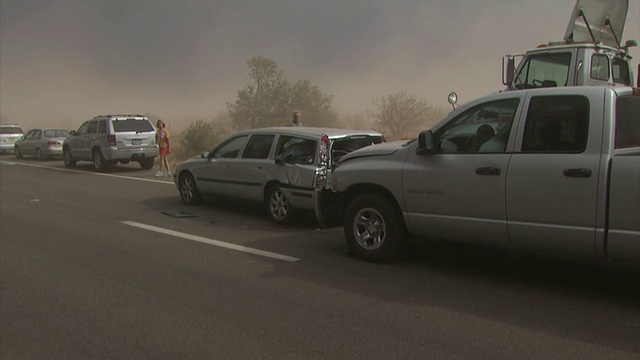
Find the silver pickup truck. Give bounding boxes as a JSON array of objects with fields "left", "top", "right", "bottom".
[{"left": 317, "top": 86, "right": 640, "bottom": 263}]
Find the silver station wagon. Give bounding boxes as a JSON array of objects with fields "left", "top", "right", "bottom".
[{"left": 173, "top": 127, "right": 385, "bottom": 224}]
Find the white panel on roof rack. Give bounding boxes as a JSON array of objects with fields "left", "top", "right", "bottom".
[{"left": 563, "top": 0, "right": 628, "bottom": 47}]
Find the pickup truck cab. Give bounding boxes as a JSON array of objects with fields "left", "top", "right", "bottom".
[{"left": 322, "top": 86, "right": 640, "bottom": 263}]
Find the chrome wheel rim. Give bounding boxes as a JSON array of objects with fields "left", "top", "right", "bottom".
[
  {"left": 269, "top": 189, "right": 289, "bottom": 221},
  {"left": 353, "top": 207, "right": 386, "bottom": 250},
  {"left": 93, "top": 152, "right": 102, "bottom": 169},
  {"left": 180, "top": 176, "right": 195, "bottom": 201}
]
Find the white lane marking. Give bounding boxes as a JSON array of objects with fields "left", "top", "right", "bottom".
[
  {"left": 122, "top": 221, "right": 300, "bottom": 263},
  {"left": 0, "top": 160, "right": 172, "bottom": 184}
]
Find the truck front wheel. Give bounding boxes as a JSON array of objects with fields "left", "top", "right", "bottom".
[{"left": 344, "top": 194, "right": 407, "bottom": 262}]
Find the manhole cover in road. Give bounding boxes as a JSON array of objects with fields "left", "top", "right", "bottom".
[{"left": 162, "top": 209, "right": 197, "bottom": 218}]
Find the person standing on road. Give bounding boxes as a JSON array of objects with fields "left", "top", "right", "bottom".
[
  {"left": 291, "top": 111, "right": 302, "bottom": 127},
  {"left": 155, "top": 119, "right": 172, "bottom": 177}
]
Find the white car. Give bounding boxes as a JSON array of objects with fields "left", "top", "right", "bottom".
[
  {"left": 0, "top": 124, "right": 24, "bottom": 154},
  {"left": 174, "top": 126, "right": 385, "bottom": 224}
]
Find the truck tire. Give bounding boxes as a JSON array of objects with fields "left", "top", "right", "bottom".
[
  {"left": 139, "top": 157, "right": 154, "bottom": 169},
  {"left": 92, "top": 150, "right": 107, "bottom": 172},
  {"left": 344, "top": 193, "right": 407, "bottom": 262},
  {"left": 63, "top": 148, "right": 76, "bottom": 168}
]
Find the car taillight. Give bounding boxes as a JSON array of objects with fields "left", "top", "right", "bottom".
[
  {"left": 47, "top": 141, "right": 60, "bottom": 147},
  {"left": 319, "top": 134, "right": 329, "bottom": 163},
  {"left": 314, "top": 134, "right": 330, "bottom": 189},
  {"left": 107, "top": 134, "right": 116, "bottom": 146}
]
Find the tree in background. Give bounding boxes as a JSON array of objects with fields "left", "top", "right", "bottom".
[
  {"left": 289, "top": 80, "right": 338, "bottom": 128},
  {"left": 370, "top": 92, "right": 445, "bottom": 139},
  {"left": 177, "top": 119, "right": 221, "bottom": 159},
  {"left": 339, "top": 112, "right": 378, "bottom": 131},
  {"left": 228, "top": 56, "right": 337, "bottom": 129}
]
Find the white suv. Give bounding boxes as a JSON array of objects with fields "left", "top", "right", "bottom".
[{"left": 63, "top": 115, "right": 158, "bottom": 171}]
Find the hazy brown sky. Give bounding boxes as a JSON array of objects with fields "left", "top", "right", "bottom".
[{"left": 1, "top": 0, "right": 639, "bottom": 130}]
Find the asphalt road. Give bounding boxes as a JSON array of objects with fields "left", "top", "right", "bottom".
[{"left": 1, "top": 155, "right": 639, "bottom": 359}]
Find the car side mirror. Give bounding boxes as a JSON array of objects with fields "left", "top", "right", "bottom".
[
  {"left": 69, "top": 130, "right": 77, "bottom": 136},
  {"left": 201, "top": 151, "right": 210, "bottom": 158},
  {"left": 416, "top": 130, "right": 435, "bottom": 155}
]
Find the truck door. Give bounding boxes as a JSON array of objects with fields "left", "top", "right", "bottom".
[
  {"left": 402, "top": 97, "right": 522, "bottom": 246},
  {"left": 67, "top": 120, "right": 93, "bottom": 160},
  {"left": 506, "top": 93, "right": 601, "bottom": 256}
]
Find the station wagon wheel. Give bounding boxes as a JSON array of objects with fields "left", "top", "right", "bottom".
[
  {"left": 92, "top": 150, "right": 106, "bottom": 172},
  {"left": 179, "top": 172, "right": 202, "bottom": 205},
  {"left": 266, "top": 185, "right": 293, "bottom": 224},
  {"left": 63, "top": 148, "right": 76, "bottom": 167},
  {"left": 344, "top": 194, "right": 407, "bottom": 262},
  {"left": 14, "top": 146, "right": 23, "bottom": 159},
  {"left": 35, "top": 148, "right": 43, "bottom": 161}
]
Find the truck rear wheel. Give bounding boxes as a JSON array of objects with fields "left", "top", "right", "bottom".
[
  {"left": 63, "top": 148, "right": 76, "bottom": 168},
  {"left": 139, "top": 157, "right": 154, "bottom": 169},
  {"left": 92, "top": 150, "right": 107, "bottom": 172},
  {"left": 344, "top": 193, "right": 407, "bottom": 262}
]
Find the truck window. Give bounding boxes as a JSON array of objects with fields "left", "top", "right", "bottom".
[
  {"left": 436, "top": 99, "right": 519, "bottom": 153},
  {"left": 86, "top": 121, "right": 98, "bottom": 134},
  {"left": 521, "top": 95, "right": 589, "bottom": 153},
  {"left": 612, "top": 58, "right": 631, "bottom": 85},
  {"left": 615, "top": 95, "right": 640, "bottom": 149},
  {"left": 514, "top": 53, "right": 571, "bottom": 89},
  {"left": 112, "top": 118, "right": 154, "bottom": 133},
  {"left": 590, "top": 54, "right": 609, "bottom": 80}
]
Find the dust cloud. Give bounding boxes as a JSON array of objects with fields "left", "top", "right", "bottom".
[{"left": 1, "top": 0, "right": 638, "bottom": 132}]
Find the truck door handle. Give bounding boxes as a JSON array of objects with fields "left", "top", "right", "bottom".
[
  {"left": 563, "top": 168, "right": 592, "bottom": 178},
  {"left": 475, "top": 167, "right": 501, "bottom": 175}
]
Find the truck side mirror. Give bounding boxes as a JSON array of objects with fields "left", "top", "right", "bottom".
[
  {"left": 505, "top": 56, "right": 515, "bottom": 87},
  {"left": 417, "top": 130, "right": 435, "bottom": 155}
]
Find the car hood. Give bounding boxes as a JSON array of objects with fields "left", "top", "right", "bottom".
[
  {"left": 339, "top": 140, "right": 410, "bottom": 161},
  {"left": 175, "top": 155, "right": 207, "bottom": 169}
]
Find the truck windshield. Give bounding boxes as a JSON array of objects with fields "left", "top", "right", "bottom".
[{"left": 514, "top": 52, "right": 571, "bottom": 89}]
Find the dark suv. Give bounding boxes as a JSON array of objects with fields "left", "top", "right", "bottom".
[{"left": 63, "top": 115, "right": 158, "bottom": 171}]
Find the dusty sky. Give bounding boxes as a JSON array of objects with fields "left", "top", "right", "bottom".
[{"left": 1, "top": 0, "right": 639, "bottom": 130}]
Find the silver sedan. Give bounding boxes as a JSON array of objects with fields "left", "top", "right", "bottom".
[{"left": 15, "top": 128, "right": 69, "bottom": 160}]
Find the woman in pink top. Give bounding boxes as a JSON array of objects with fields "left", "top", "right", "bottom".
[{"left": 155, "top": 119, "right": 172, "bottom": 177}]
